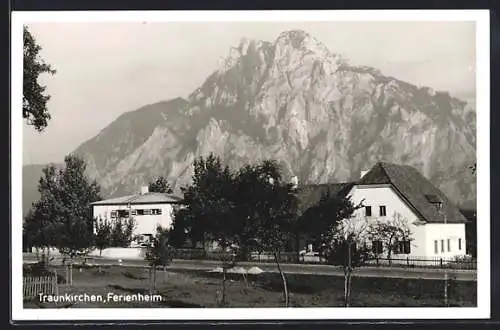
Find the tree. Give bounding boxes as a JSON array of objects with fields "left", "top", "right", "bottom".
[
  {"left": 23, "top": 166, "right": 60, "bottom": 262},
  {"left": 23, "top": 166, "right": 60, "bottom": 260},
  {"left": 170, "top": 206, "right": 192, "bottom": 248},
  {"left": 145, "top": 225, "right": 176, "bottom": 292},
  {"left": 324, "top": 215, "right": 373, "bottom": 307},
  {"left": 178, "top": 153, "right": 234, "bottom": 249},
  {"left": 57, "top": 214, "right": 95, "bottom": 259},
  {"left": 368, "top": 212, "right": 413, "bottom": 262},
  {"left": 94, "top": 217, "right": 112, "bottom": 256},
  {"left": 110, "top": 217, "right": 136, "bottom": 247},
  {"left": 177, "top": 153, "right": 238, "bottom": 306},
  {"left": 148, "top": 176, "right": 173, "bottom": 193},
  {"left": 23, "top": 25, "right": 56, "bottom": 132},
  {"left": 298, "top": 190, "right": 363, "bottom": 259},
  {"left": 23, "top": 207, "right": 58, "bottom": 264},
  {"left": 23, "top": 154, "right": 102, "bottom": 260},
  {"left": 235, "top": 160, "right": 299, "bottom": 307},
  {"left": 167, "top": 206, "right": 188, "bottom": 248}
]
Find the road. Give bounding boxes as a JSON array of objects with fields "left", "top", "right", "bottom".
[{"left": 23, "top": 254, "right": 477, "bottom": 281}]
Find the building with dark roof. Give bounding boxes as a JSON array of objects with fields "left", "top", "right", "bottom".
[{"left": 296, "top": 162, "right": 469, "bottom": 259}]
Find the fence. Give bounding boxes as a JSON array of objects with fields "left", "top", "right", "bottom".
[
  {"left": 23, "top": 275, "right": 58, "bottom": 299},
  {"left": 174, "top": 249, "right": 302, "bottom": 263},
  {"left": 172, "top": 248, "right": 476, "bottom": 270},
  {"left": 366, "top": 256, "right": 477, "bottom": 270}
]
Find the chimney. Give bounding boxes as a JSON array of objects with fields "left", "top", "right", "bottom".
[
  {"left": 360, "top": 170, "right": 370, "bottom": 179},
  {"left": 140, "top": 186, "right": 149, "bottom": 195},
  {"left": 290, "top": 175, "right": 298, "bottom": 189}
]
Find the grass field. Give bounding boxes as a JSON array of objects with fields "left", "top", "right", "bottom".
[{"left": 23, "top": 264, "right": 477, "bottom": 308}]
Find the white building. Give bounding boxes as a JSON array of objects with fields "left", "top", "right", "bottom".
[
  {"left": 297, "top": 162, "right": 468, "bottom": 260},
  {"left": 90, "top": 186, "right": 183, "bottom": 246}
]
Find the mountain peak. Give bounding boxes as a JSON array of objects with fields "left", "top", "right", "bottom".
[
  {"left": 275, "top": 29, "right": 322, "bottom": 52},
  {"left": 51, "top": 29, "right": 476, "bottom": 209},
  {"left": 276, "top": 29, "right": 311, "bottom": 44}
]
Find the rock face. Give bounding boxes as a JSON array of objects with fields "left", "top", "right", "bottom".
[{"left": 25, "top": 30, "right": 477, "bottom": 210}]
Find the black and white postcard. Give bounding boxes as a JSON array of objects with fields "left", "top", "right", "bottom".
[{"left": 12, "top": 9, "right": 490, "bottom": 321}]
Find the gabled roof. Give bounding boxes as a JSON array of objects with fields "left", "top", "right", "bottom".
[
  {"left": 296, "top": 182, "right": 355, "bottom": 215},
  {"left": 90, "top": 192, "right": 183, "bottom": 206},
  {"left": 460, "top": 208, "right": 476, "bottom": 224},
  {"left": 357, "top": 162, "right": 468, "bottom": 224}
]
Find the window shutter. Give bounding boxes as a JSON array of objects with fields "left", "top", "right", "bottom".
[
  {"left": 365, "top": 206, "right": 372, "bottom": 217},
  {"left": 404, "top": 241, "right": 411, "bottom": 254},
  {"left": 379, "top": 206, "right": 386, "bottom": 216}
]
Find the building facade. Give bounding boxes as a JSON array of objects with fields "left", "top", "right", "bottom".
[
  {"left": 90, "top": 186, "right": 183, "bottom": 246},
  {"left": 297, "top": 162, "right": 469, "bottom": 260}
]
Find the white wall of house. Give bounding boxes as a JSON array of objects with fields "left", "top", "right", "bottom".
[
  {"left": 92, "top": 203, "right": 175, "bottom": 243},
  {"left": 89, "top": 247, "right": 147, "bottom": 259},
  {"left": 424, "top": 223, "right": 467, "bottom": 259},
  {"left": 347, "top": 185, "right": 427, "bottom": 258}
]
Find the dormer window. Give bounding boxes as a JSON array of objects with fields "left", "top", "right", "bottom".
[{"left": 425, "top": 194, "right": 443, "bottom": 211}]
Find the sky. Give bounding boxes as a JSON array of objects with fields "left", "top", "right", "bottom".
[{"left": 21, "top": 21, "right": 476, "bottom": 165}]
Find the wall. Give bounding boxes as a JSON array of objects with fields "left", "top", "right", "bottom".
[
  {"left": 89, "top": 247, "right": 146, "bottom": 260},
  {"left": 92, "top": 203, "right": 175, "bottom": 241},
  {"left": 347, "top": 185, "right": 427, "bottom": 257},
  {"left": 424, "top": 223, "right": 467, "bottom": 259}
]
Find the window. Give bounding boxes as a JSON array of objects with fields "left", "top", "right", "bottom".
[
  {"left": 458, "top": 238, "right": 462, "bottom": 250},
  {"left": 372, "top": 240, "right": 383, "bottom": 254},
  {"left": 110, "top": 211, "right": 117, "bottom": 219},
  {"left": 131, "top": 209, "right": 137, "bottom": 216},
  {"left": 441, "top": 240, "right": 445, "bottom": 253},
  {"left": 365, "top": 206, "right": 372, "bottom": 217},
  {"left": 379, "top": 206, "right": 387, "bottom": 217},
  {"left": 447, "top": 239, "right": 451, "bottom": 252},
  {"left": 136, "top": 209, "right": 159, "bottom": 216},
  {"left": 404, "top": 241, "right": 411, "bottom": 254},
  {"left": 117, "top": 210, "right": 129, "bottom": 218},
  {"left": 434, "top": 240, "right": 438, "bottom": 254},
  {"left": 396, "top": 241, "right": 411, "bottom": 254},
  {"left": 425, "top": 194, "right": 443, "bottom": 211}
]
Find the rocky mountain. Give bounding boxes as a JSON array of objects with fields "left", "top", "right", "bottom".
[{"left": 23, "top": 30, "right": 476, "bottom": 214}]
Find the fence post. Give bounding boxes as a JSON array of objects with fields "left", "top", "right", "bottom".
[
  {"left": 65, "top": 264, "right": 68, "bottom": 285},
  {"left": 69, "top": 263, "right": 73, "bottom": 286},
  {"left": 376, "top": 257, "right": 379, "bottom": 267},
  {"left": 54, "top": 269, "right": 59, "bottom": 295},
  {"left": 440, "top": 258, "right": 443, "bottom": 268},
  {"left": 406, "top": 257, "right": 409, "bottom": 267},
  {"left": 149, "top": 266, "right": 152, "bottom": 295}
]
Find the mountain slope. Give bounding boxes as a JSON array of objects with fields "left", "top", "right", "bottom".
[{"left": 24, "top": 29, "right": 476, "bottom": 211}]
